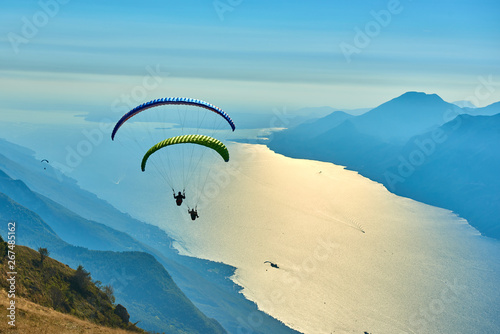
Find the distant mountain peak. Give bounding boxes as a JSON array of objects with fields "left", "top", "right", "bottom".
[
  {"left": 452, "top": 100, "right": 477, "bottom": 108},
  {"left": 341, "top": 91, "right": 461, "bottom": 142},
  {"left": 400, "top": 91, "right": 428, "bottom": 96},
  {"left": 393, "top": 91, "right": 444, "bottom": 104}
]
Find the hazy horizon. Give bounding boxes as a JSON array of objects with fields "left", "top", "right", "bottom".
[{"left": 2, "top": 0, "right": 500, "bottom": 123}]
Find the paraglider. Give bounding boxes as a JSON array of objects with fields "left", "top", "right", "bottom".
[
  {"left": 188, "top": 207, "right": 199, "bottom": 221},
  {"left": 264, "top": 261, "right": 279, "bottom": 269},
  {"left": 111, "top": 97, "right": 235, "bottom": 219},
  {"left": 141, "top": 134, "right": 229, "bottom": 210},
  {"left": 174, "top": 190, "right": 186, "bottom": 206},
  {"left": 111, "top": 97, "right": 235, "bottom": 141},
  {"left": 41, "top": 159, "right": 49, "bottom": 170},
  {"left": 141, "top": 134, "right": 230, "bottom": 172}
]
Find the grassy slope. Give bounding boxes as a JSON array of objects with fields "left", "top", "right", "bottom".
[
  {"left": 0, "top": 241, "right": 144, "bottom": 333},
  {"left": 0, "top": 192, "right": 226, "bottom": 334},
  {"left": 0, "top": 290, "right": 137, "bottom": 334}
]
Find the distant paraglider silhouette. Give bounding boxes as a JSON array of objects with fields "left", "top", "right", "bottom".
[
  {"left": 41, "top": 159, "right": 49, "bottom": 170},
  {"left": 264, "top": 261, "right": 279, "bottom": 269}
]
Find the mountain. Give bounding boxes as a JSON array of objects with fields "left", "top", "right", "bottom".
[
  {"left": 0, "top": 169, "right": 141, "bottom": 252},
  {"left": 270, "top": 92, "right": 465, "bottom": 158},
  {"left": 294, "top": 106, "right": 371, "bottom": 117},
  {"left": 269, "top": 111, "right": 355, "bottom": 158},
  {"left": 452, "top": 100, "right": 476, "bottom": 108},
  {"left": 462, "top": 101, "right": 500, "bottom": 116},
  {"left": 274, "top": 110, "right": 354, "bottom": 141},
  {"left": 268, "top": 92, "right": 500, "bottom": 240},
  {"left": 351, "top": 92, "right": 463, "bottom": 142},
  {"left": 269, "top": 116, "right": 400, "bottom": 180},
  {"left": 383, "top": 113, "right": 500, "bottom": 239},
  {"left": 0, "top": 139, "right": 301, "bottom": 334},
  {"left": 0, "top": 191, "right": 226, "bottom": 334},
  {"left": 0, "top": 237, "right": 145, "bottom": 332}
]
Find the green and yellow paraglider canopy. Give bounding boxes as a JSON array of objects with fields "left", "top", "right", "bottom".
[{"left": 141, "top": 134, "right": 229, "bottom": 172}]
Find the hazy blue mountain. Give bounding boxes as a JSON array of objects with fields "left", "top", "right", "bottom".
[
  {"left": 0, "top": 191, "right": 226, "bottom": 334},
  {"left": 0, "top": 169, "right": 142, "bottom": 252},
  {"left": 275, "top": 110, "right": 354, "bottom": 141},
  {"left": 270, "top": 92, "right": 466, "bottom": 153},
  {"left": 294, "top": 106, "right": 371, "bottom": 117},
  {"left": 0, "top": 139, "right": 301, "bottom": 334},
  {"left": 351, "top": 91, "right": 463, "bottom": 142},
  {"left": 225, "top": 106, "right": 367, "bottom": 135},
  {"left": 341, "top": 107, "right": 372, "bottom": 116},
  {"left": 452, "top": 100, "right": 476, "bottom": 108},
  {"left": 383, "top": 113, "right": 500, "bottom": 239},
  {"left": 281, "top": 106, "right": 370, "bottom": 131},
  {"left": 268, "top": 111, "right": 355, "bottom": 157},
  {"left": 269, "top": 117, "right": 400, "bottom": 180},
  {"left": 462, "top": 101, "right": 500, "bottom": 116},
  {"left": 313, "top": 120, "right": 401, "bottom": 179}
]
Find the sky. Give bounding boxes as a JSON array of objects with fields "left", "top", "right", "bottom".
[{"left": 1, "top": 0, "right": 500, "bottom": 122}]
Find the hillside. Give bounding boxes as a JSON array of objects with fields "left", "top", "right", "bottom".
[
  {"left": 0, "top": 290, "right": 138, "bottom": 334},
  {"left": 0, "top": 237, "right": 144, "bottom": 333},
  {"left": 463, "top": 101, "right": 500, "bottom": 116},
  {"left": 0, "top": 169, "right": 141, "bottom": 252},
  {"left": 0, "top": 191, "right": 227, "bottom": 334},
  {"left": 383, "top": 113, "right": 500, "bottom": 239}
]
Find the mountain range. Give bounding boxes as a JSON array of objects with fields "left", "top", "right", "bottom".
[
  {"left": 0, "top": 187, "right": 225, "bottom": 334},
  {"left": 0, "top": 237, "right": 145, "bottom": 333}
]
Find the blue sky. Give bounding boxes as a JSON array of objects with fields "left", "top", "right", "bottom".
[{"left": 1, "top": 0, "right": 499, "bottom": 120}]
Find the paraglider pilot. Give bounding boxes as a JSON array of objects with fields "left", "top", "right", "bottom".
[
  {"left": 188, "top": 208, "right": 199, "bottom": 221},
  {"left": 173, "top": 190, "right": 185, "bottom": 206}
]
